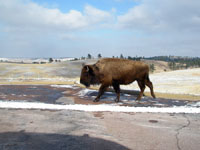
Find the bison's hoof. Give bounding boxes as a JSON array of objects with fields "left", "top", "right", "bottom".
[
  {"left": 93, "top": 98, "right": 99, "bottom": 102},
  {"left": 135, "top": 98, "right": 141, "bottom": 101},
  {"left": 114, "top": 99, "right": 120, "bottom": 103}
]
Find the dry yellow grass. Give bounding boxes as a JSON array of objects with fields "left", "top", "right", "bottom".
[
  {"left": 0, "top": 63, "right": 58, "bottom": 79},
  {"left": 144, "top": 92, "right": 200, "bottom": 101}
]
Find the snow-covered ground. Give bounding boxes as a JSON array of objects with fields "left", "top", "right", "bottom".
[
  {"left": 0, "top": 100, "right": 199, "bottom": 113},
  {"left": 51, "top": 84, "right": 79, "bottom": 89},
  {"left": 0, "top": 57, "right": 74, "bottom": 63}
]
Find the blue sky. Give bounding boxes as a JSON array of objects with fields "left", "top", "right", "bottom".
[
  {"left": 0, "top": 0, "right": 200, "bottom": 58},
  {"left": 32, "top": 0, "right": 139, "bottom": 14}
]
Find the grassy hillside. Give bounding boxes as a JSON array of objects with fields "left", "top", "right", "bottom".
[{"left": 0, "top": 59, "right": 199, "bottom": 101}]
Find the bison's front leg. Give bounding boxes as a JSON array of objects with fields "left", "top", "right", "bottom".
[
  {"left": 94, "top": 84, "right": 108, "bottom": 102},
  {"left": 112, "top": 82, "right": 120, "bottom": 102}
]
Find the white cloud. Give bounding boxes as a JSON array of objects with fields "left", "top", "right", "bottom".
[
  {"left": 0, "top": 0, "right": 113, "bottom": 32},
  {"left": 117, "top": 0, "right": 200, "bottom": 33},
  {"left": 118, "top": 4, "right": 160, "bottom": 30},
  {"left": 84, "top": 5, "right": 113, "bottom": 24},
  {"left": 115, "top": 0, "right": 200, "bottom": 57}
]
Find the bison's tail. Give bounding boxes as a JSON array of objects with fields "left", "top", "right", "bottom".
[{"left": 145, "top": 73, "right": 150, "bottom": 82}]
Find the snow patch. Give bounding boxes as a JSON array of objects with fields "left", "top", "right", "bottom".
[
  {"left": 0, "top": 101, "right": 200, "bottom": 113},
  {"left": 78, "top": 89, "right": 96, "bottom": 97},
  {"left": 187, "top": 101, "right": 200, "bottom": 107},
  {"left": 51, "top": 84, "right": 78, "bottom": 89}
]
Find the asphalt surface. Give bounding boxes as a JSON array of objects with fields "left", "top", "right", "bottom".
[{"left": 0, "top": 85, "right": 200, "bottom": 150}]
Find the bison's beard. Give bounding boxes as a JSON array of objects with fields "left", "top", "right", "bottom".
[
  {"left": 80, "top": 79, "right": 99, "bottom": 88},
  {"left": 90, "top": 76, "right": 100, "bottom": 85},
  {"left": 84, "top": 83, "right": 90, "bottom": 88},
  {"left": 80, "top": 75, "right": 100, "bottom": 88}
]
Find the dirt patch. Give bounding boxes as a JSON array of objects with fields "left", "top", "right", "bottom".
[
  {"left": 123, "top": 112, "right": 135, "bottom": 115},
  {"left": 148, "top": 92, "right": 200, "bottom": 101},
  {"left": 149, "top": 120, "right": 158, "bottom": 123},
  {"left": 93, "top": 112, "right": 104, "bottom": 119}
]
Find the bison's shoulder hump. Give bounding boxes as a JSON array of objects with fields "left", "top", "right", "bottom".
[
  {"left": 95, "top": 58, "right": 148, "bottom": 71},
  {"left": 97, "top": 58, "right": 146, "bottom": 65}
]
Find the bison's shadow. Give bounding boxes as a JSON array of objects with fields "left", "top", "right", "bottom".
[
  {"left": 0, "top": 131, "right": 130, "bottom": 150},
  {"left": 84, "top": 89, "right": 141, "bottom": 102},
  {"left": 84, "top": 89, "right": 189, "bottom": 107}
]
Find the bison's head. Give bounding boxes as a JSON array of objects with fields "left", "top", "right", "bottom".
[{"left": 80, "top": 64, "right": 99, "bottom": 87}]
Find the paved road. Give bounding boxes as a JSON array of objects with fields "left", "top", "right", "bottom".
[
  {"left": 0, "top": 109, "right": 200, "bottom": 150},
  {"left": 0, "top": 85, "right": 200, "bottom": 150}
]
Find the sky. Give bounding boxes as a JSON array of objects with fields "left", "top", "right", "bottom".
[{"left": 0, "top": 0, "right": 200, "bottom": 58}]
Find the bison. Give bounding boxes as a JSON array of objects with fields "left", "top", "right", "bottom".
[{"left": 80, "top": 58, "right": 156, "bottom": 102}]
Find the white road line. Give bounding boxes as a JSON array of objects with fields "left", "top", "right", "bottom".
[{"left": 0, "top": 101, "right": 200, "bottom": 113}]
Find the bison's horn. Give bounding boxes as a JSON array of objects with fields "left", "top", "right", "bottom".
[{"left": 86, "top": 66, "right": 89, "bottom": 72}]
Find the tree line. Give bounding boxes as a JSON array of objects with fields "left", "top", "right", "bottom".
[
  {"left": 146, "top": 56, "right": 200, "bottom": 70},
  {"left": 79, "top": 54, "right": 200, "bottom": 72},
  {"left": 53, "top": 54, "right": 200, "bottom": 72}
]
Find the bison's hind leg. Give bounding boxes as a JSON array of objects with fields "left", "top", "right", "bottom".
[{"left": 145, "top": 78, "right": 156, "bottom": 99}]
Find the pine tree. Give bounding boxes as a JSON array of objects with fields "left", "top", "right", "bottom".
[
  {"left": 87, "top": 54, "right": 92, "bottom": 59},
  {"left": 49, "top": 58, "right": 53, "bottom": 63},
  {"left": 98, "top": 54, "right": 102, "bottom": 59}
]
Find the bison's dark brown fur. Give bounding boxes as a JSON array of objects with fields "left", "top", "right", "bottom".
[{"left": 80, "top": 58, "right": 156, "bottom": 102}]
